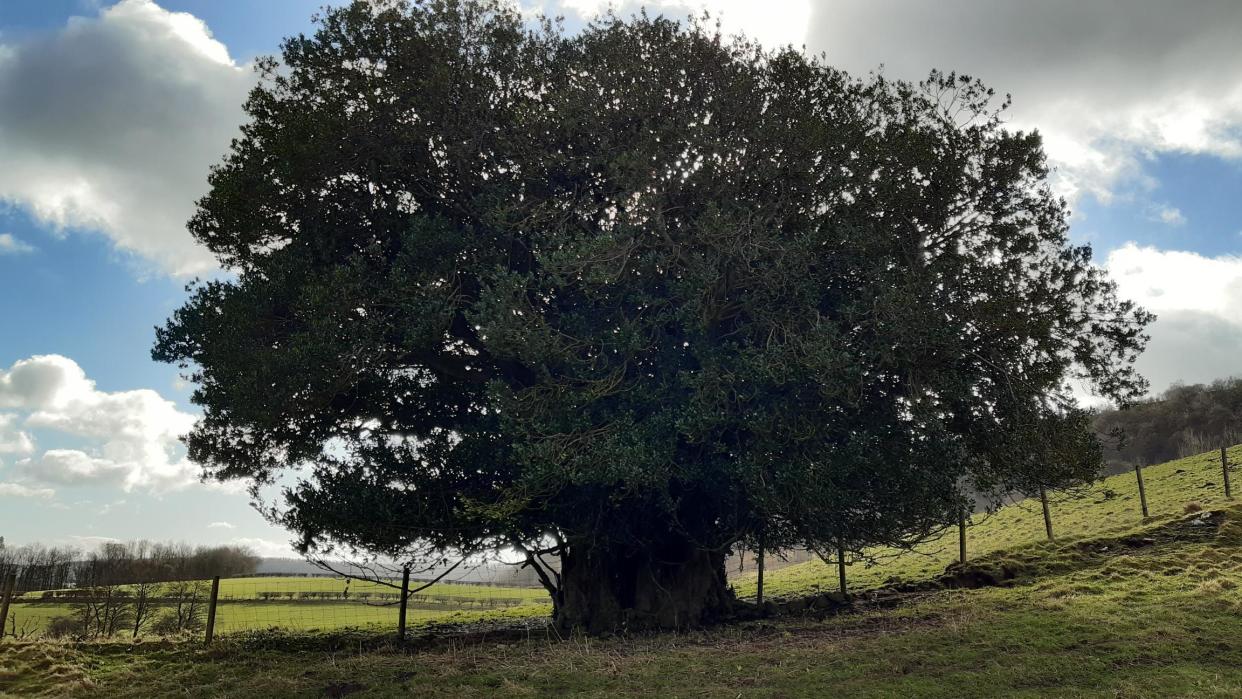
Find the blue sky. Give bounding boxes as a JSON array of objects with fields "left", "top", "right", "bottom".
[
  {"left": 1072, "top": 154, "right": 1242, "bottom": 257},
  {"left": 2, "top": 0, "right": 1242, "bottom": 556}
]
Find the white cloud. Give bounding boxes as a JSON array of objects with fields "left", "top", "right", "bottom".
[
  {"left": 0, "top": 232, "right": 36, "bottom": 254},
  {"left": 0, "top": 0, "right": 255, "bottom": 275},
  {"left": 20, "top": 449, "right": 133, "bottom": 486},
  {"left": 0, "top": 414, "right": 35, "bottom": 454},
  {"left": 0, "top": 482, "right": 55, "bottom": 498},
  {"left": 1150, "top": 205, "right": 1187, "bottom": 227},
  {"left": 1107, "top": 244, "right": 1242, "bottom": 323},
  {"left": 231, "top": 536, "right": 296, "bottom": 558},
  {"left": 1105, "top": 244, "right": 1242, "bottom": 392},
  {"left": 208, "top": 521, "right": 235, "bottom": 530},
  {"left": 0, "top": 354, "right": 203, "bottom": 492},
  {"left": 0, "top": 354, "right": 100, "bottom": 410},
  {"left": 793, "top": 1, "right": 1242, "bottom": 205}
]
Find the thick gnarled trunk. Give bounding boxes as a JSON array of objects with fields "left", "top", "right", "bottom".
[{"left": 554, "top": 535, "right": 737, "bottom": 634}]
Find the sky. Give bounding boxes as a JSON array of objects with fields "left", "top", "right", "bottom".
[{"left": 2, "top": 0, "right": 1242, "bottom": 555}]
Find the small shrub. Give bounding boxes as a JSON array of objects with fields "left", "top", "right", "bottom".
[
  {"left": 150, "top": 611, "right": 181, "bottom": 636},
  {"left": 44, "top": 615, "right": 85, "bottom": 640},
  {"left": 150, "top": 609, "right": 205, "bottom": 636}
]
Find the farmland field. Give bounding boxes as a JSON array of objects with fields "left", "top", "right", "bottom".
[
  {"left": 7, "top": 577, "right": 550, "bottom": 637},
  {"left": 213, "top": 577, "right": 547, "bottom": 601}
]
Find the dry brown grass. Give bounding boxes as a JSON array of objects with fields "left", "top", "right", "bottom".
[{"left": 0, "top": 642, "right": 95, "bottom": 696}]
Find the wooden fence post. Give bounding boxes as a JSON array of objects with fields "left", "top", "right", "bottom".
[
  {"left": 397, "top": 566, "right": 410, "bottom": 643},
  {"left": 756, "top": 530, "right": 765, "bottom": 606},
  {"left": 1134, "top": 461, "right": 1149, "bottom": 518},
  {"left": 204, "top": 576, "right": 220, "bottom": 645},
  {"left": 1039, "top": 485, "right": 1054, "bottom": 541},
  {"left": 958, "top": 509, "right": 968, "bottom": 565},
  {"left": 1222, "top": 446, "right": 1233, "bottom": 499},
  {"left": 837, "top": 542, "right": 848, "bottom": 600},
  {"left": 0, "top": 573, "right": 16, "bottom": 640}
]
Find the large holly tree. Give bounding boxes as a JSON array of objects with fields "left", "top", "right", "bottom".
[{"left": 154, "top": 0, "right": 1151, "bottom": 632}]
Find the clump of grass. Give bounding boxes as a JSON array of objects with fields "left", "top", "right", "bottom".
[
  {"left": 1195, "top": 578, "right": 1237, "bottom": 595},
  {"left": 0, "top": 642, "right": 95, "bottom": 697}
]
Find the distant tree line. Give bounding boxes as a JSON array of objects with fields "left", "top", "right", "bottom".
[
  {"left": 0, "top": 539, "right": 259, "bottom": 592},
  {"left": 1094, "top": 378, "right": 1242, "bottom": 474}
]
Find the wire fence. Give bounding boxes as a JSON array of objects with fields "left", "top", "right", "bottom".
[
  {"left": 0, "top": 571, "right": 551, "bottom": 643},
  {"left": 211, "top": 576, "right": 543, "bottom": 634},
  {"left": 1, "top": 447, "right": 1237, "bottom": 642}
]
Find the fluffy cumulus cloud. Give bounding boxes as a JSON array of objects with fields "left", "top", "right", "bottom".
[
  {"left": 0, "top": 354, "right": 203, "bottom": 494},
  {"left": 0, "top": 413, "right": 35, "bottom": 454},
  {"left": 0, "top": 0, "right": 255, "bottom": 275},
  {"left": 792, "top": 0, "right": 1242, "bottom": 205},
  {"left": 1106, "top": 244, "right": 1242, "bottom": 393}
]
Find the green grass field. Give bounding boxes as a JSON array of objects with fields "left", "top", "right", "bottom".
[
  {"left": 19, "top": 576, "right": 548, "bottom": 603},
  {"left": 5, "top": 447, "right": 1241, "bottom": 697},
  {"left": 211, "top": 576, "right": 547, "bottom": 601},
  {"left": 210, "top": 577, "right": 549, "bottom": 633},
  {"left": 8, "top": 577, "right": 549, "bottom": 637}
]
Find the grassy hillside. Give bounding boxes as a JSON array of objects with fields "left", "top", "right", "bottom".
[
  {"left": 735, "top": 445, "right": 1242, "bottom": 600},
  {"left": 5, "top": 505, "right": 1242, "bottom": 697},
  {"left": 5, "top": 447, "right": 1241, "bottom": 697}
]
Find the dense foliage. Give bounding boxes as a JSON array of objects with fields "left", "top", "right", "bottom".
[
  {"left": 1095, "top": 379, "right": 1242, "bottom": 473},
  {"left": 154, "top": 0, "right": 1150, "bottom": 630}
]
